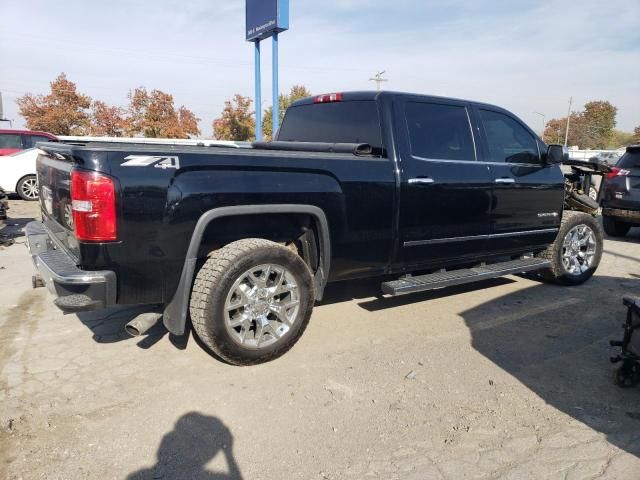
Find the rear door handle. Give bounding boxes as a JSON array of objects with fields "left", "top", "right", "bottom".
[
  {"left": 494, "top": 178, "right": 515, "bottom": 184},
  {"left": 408, "top": 177, "right": 435, "bottom": 185}
]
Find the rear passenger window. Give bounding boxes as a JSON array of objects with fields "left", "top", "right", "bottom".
[
  {"left": 25, "top": 135, "right": 54, "bottom": 148},
  {"left": 405, "top": 102, "right": 475, "bottom": 161},
  {"left": 0, "top": 134, "right": 22, "bottom": 149},
  {"left": 479, "top": 110, "right": 539, "bottom": 164}
]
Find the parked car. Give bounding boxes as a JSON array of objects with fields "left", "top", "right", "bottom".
[
  {"left": 589, "top": 151, "right": 621, "bottom": 166},
  {"left": 0, "top": 129, "right": 57, "bottom": 156},
  {"left": 27, "top": 91, "right": 604, "bottom": 365},
  {"left": 0, "top": 148, "right": 40, "bottom": 200},
  {"left": 601, "top": 145, "right": 640, "bottom": 237}
]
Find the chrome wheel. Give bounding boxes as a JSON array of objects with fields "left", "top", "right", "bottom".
[
  {"left": 20, "top": 177, "right": 39, "bottom": 200},
  {"left": 561, "top": 224, "right": 597, "bottom": 276},
  {"left": 224, "top": 264, "right": 300, "bottom": 349}
]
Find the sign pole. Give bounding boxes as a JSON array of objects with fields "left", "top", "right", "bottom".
[
  {"left": 272, "top": 33, "right": 279, "bottom": 135},
  {"left": 254, "top": 40, "right": 262, "bottom": 141},
  {"left": 246, "top": 0, "right": 288, "bottom": 141}
]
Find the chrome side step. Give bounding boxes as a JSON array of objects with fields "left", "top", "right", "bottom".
[{"left": 381, "top": 258, "right": 550, "bottom": 296}]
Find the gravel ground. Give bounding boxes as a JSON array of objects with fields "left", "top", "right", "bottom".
[{"left": 1, "top": 199, "right": 640, "bottom": 479}]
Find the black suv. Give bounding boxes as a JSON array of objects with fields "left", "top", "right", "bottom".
[{"left": 601, "top": 145, "right": 640, "bottom": 237}]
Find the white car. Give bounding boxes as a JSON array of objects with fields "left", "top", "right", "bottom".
[{"left": 0, "top": 148, "right": 39, "bottom": 201}]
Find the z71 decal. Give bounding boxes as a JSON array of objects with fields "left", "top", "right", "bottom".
[{"left": 121, "top": 155, "right": 180, "bottom": 170}]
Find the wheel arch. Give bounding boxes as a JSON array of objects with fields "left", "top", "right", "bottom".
[{"left": 162, "top": 204, "right": 331, "bottom": 335}]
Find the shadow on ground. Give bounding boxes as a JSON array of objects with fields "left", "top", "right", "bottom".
[
  {"left": 458, "top": 274, "right": 640, "bottom": 457},
  {"left": 326, "top": 271, "right": 640, "bottom": 456},
  {"left": 127, "top": 412, "right": 242, "bottom": 480},
  {"left": 0, "top": 217, "right": 35, "bottom": 242}
]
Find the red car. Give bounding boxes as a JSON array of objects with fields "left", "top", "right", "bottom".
[{"left": 0, "top": 129, "right": 58, "bottom": 156}]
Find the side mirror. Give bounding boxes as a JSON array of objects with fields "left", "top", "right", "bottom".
[{"left": 546, "top": 144, "right": 568, "bottom": 165}]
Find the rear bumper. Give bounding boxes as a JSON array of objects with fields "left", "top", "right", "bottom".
[
  {"left": 26, "top": 221, "right": 117, "bottom": 313},
  {"left": 603, "top": 207, "right": 640, "bottom": 224}
]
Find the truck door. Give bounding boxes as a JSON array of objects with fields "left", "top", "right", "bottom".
[
  {"left": 394, "top": 97, "right": 493, "bottom": 269},
  {"left": 474, "top": 107, "right": 564, "bottom": 254}
]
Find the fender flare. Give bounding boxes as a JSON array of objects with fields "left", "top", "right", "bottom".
[{"left": 163, "top": 204, "right": 331, "bottom": 335}]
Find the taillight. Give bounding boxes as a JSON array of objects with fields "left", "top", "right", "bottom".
[
  {"left": 70, "top": 170, "right": 117, "bottom": 241},
  {"left": 606, "top": 167, "right": 631, "bottom": 180},
  {"left": 314, "top": 93, "right": 343, "bottom": 104}
]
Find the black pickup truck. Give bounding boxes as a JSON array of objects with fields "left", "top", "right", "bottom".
[{"left": 27, "top": 91, "right": 603, "bottom": 365}]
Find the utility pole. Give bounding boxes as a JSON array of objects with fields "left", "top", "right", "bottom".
[
  {"left": 369, "top": 71, "right": 388, "bottom": 91},
  {"left": 534, "top": 111, "right": 546, "bottom": 140},
  {"left": 564, "top": 96, "right": 573, "bottom": 147}
]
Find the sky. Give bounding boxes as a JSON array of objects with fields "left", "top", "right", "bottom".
[{"left": 1, "top": 0, "right": 639, "bottom": 137}]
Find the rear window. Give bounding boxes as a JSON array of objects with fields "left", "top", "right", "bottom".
[
  {"left": 0, "top": 134, "right": 22, "bottom": 149},
  {"left": 406, "top": 102, "right": 475, "bottom": 161},
  {"left": 277, "top": 101, "right": 383, "bottom": 151},
  {"left": 618, "top": 152, "right": 640, "bottom": 168}
]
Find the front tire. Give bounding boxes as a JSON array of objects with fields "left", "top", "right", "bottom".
[
  {"left": 190, "top": 239, "right": 315, "bottom": 366},
  {"left": 17, "top": 175, "right": 39, "bottom": 201},
  {"left": 538, "top": 211, "right": 603, "bottom": 285},
  {"left": 603, "top": 215, "right": 631, "bottom": 237}
]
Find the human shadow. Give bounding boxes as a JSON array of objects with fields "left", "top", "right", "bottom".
[
  {"left": 76, "top": 304, "right": 188, "bottom": 350},
  {"left": 127, "top": 412, "right": 242, "bottom": 480},
  {"left": 460, "top": 274, "right": 640, "bottom": 456}
]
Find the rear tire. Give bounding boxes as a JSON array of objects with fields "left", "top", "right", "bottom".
[
  {"left": 190, "top": 239, "right": 315, "bottom": 366},
  {"left": 17, "top": 175, "right": 39, "bottom": 201},
  {"left": 603, "top": 215, "right": 631, "bottom": 237},
  {"left": 538, "top": 211, "right": 603, "bottom": 285}
]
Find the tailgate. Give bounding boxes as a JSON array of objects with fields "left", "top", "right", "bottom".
[
  {"left": 36, "top": 143, "right": 114, "bottom": 259},
  {"left": 36, "top": 148, "right": 80, "bottom": 258}
]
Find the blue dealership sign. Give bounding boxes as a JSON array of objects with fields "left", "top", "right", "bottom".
[{"left": 246, "top": 0, "right": 289, "bottom": 41}]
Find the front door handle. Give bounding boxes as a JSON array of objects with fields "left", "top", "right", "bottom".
[
  {"left": 408, "top": 177, "right": 435, "bottom": 185},
  {"left": 494, "top": 177, "right": 515, "bottom": 184}
]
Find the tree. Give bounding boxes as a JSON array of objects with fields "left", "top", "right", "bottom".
[
  {"left": 631, "top": 126, "right": 640, "bottom": 145},
  {"left": 262, "top": 85, "right": 312, "bottom": 140},
  {"left": 608, "top": 129, "right": 634, "bottom": 149},
  {"left": 91, "top": 101, "right": 127, "bottom": 137},
  {"left": 16, "top": 73, "right": 92, "bottom": 135},
  {"left": 125, "top": 87, "right": 200, "bottom": 138},
  {"left": 212, "top": 94, "right": 255, "bottom": 141},
  {"left": 543, "top": 100, "right": 618, "bottom": 149}
]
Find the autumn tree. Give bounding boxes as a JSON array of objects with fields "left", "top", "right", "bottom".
[
  {"left": 262, "top": 85, "right": 312, "bottom": 140},
  {"left": 91, "top": 101, "right": 127, "bottom": 137},
  {"left": 631, "top": 126, "right": 640, "bottom": 145},
  {"left": 125, "top": 87, "right": 200, "bottom": 138},
  {"left": 609, "top": 130, "right": 635, "bottom": 148},
  {"left": 16, "top": 73, "right": 92, "bottom": 135},
  {"left": 212, "top": 94, "right": 255, "bottom": 141},
  {"left": 543, "top": 100, "right": 617, "bottom": 149}
]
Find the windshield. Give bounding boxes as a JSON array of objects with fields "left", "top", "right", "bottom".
[{"left": 277, "top": 101, "right": 383, "bottom": 151}]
